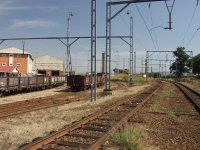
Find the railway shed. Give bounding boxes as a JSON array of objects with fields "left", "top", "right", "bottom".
[{"left": 33, "top": 55, "right": 65, "bottom": 76}]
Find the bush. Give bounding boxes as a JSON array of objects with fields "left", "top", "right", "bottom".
[{"left": 110, "top": 125, "right": 146, "bottom": 150}]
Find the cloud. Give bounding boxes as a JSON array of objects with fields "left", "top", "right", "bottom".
[
  {"left": 0, "top": 0, "right": 57, "bottom": 13},
  {"left": 10, "top": 19, "right": 59, "bottom": 29},
  {"left": 0, "top": 6, "right": 57, "bottom": 11}
]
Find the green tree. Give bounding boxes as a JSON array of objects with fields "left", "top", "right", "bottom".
[
  {"left": 170, "top": 47, "right": 191, "bottom": 77},
  {"left": 192, "top": 54, "right": 200, "bottom": 75}
]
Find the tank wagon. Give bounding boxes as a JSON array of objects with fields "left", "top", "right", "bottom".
[
  {"left": 67, "top": 73, "right": 105, "bottom": 91},
  {"left": 0, "top": 76, "right": 66, "bottom": 96}
]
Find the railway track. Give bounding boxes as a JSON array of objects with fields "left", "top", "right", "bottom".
[
  {"left": 173, "top": 82, "right": 200, "bottom": 112},
  {"left": 0, "top": 92, "right": 87, "bottom": 119},
  {"left": 19, "top": 82, "right": 162, "bottom": 150},
  {"left": 0, "top": 81, "right": 128, "bottom": 119}
]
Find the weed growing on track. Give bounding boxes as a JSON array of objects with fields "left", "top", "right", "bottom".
[
  {"left": 150, "top": 100, "right": 160, "bottom": 111},
  {"left": 168, "top": 111, "right": 176, "bottom": 118},
  {"left": 135, "top": 114, "right": 150, "bottom": 123},
  {"left": 110, "top": 125, "right": 146, "bottom": 150}
]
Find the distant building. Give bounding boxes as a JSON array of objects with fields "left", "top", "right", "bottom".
[
  {"left": 0, "top": 47, "right": 33, "bottom": 75},
  {"left": 33, "top": 55, "right": 64, "bottom": 76}
]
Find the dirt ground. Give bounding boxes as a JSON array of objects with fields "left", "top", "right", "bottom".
[
  {"left": 0, "top": 84, "right": 69, "bottom": 105},
  {"left": 106, "top": 81, "right": 200, "bottom": 150},
  {"left": 0, "top": 82, "right": 149, "bottom": 150}
]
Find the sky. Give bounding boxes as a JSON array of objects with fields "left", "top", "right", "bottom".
[{"left": 0, "top": 0, "right": 199, "bottom": 73}]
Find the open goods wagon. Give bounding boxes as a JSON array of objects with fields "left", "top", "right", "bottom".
[
  {"left": 0, "top": 76, "right": 66, "bottom": 96},
  {"left": 67, "top": 73, "right": 105, "bottom": 91}
]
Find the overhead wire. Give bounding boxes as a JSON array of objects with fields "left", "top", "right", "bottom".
[
  {"left": 148, "top": 2, "right": 160, "bottom": 51},
  {"left": 135, "top": 4, "right": 157, "bottom": 51},
  {"left": 185, "top": 26, "right": 200, "bottom": 48},
  {"left": 112, "top": 5, "right": 147, "bottom": 50},
  {"left": 180, "top": 5, "right": 198, "bottom": 47}
]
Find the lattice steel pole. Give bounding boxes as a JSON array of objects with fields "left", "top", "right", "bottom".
[
  {"left": 91, "top": 0, "right": 97, "bottom": 101},
  {"left": 190, "top": 51, "right": 193, "bottom": 74},
  {"left": 134, "top": 51, "right": 136, "bottom": 74},
  {"left": 145, "top": 51, "right": 149, "bottom": 80},
  {"left": 165, "top": 64, "right": 167, "bottom": 78},
  {"left": 104, "top": 3, "right": 112, "bottom": 93},
  {"left": 129, "top": 16, "right": 134, "bottom": 86}
]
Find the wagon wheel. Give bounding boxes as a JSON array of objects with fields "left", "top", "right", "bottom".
[{"left": 0, "top": 92, "right": 4, "bottom": 97}]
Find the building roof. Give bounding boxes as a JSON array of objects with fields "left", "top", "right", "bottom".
[
  {"left": 35, "top": 55, "right": 63, "bottom": 61},
  {"left": 0, "top": 66, "right": 18, "bottom": 73},
  {"left": 0, "top": 47, "right": 31, "bottom": 55}
]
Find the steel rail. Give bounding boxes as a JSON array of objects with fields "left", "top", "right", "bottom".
[
  {"left": 89, "top": 83, "right": 162, "bottom": 149},
  {"left": 173, "top": 82, "right": 200, "bottom": 113},
  {"left": 0, "top": 93, "right": 84, "bottom": 119},
  {"left": 19, "top": 82, "right": 162, "bottom": 150}
]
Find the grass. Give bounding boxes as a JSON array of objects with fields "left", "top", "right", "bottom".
[
  {"left": 111, "top": 74, "right": 129, "bottom": 82},
  {"left": 141, "top": 115, "right": 150, "bottom": 123},
  {"left": 110, "top": 125, "right": 146, "bottom": 150},
  {"left": 135, "top": 114, "right": 150, "bottom": 123},
  {"left": 150, "top": 100, "right": 160, "bottom": 111},
  {"left": 176, "top": 77, "right": 200, "bottom": 86},
  {"left": 168, "top": 111, "right": 176, "bottom": 118},
  {"left": 111, "top": 74, "right": 154, "bottom": 85}
]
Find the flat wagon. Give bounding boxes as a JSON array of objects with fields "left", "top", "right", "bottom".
[{"left": 0, "top": 76, "right": 67, "bottom": 97}]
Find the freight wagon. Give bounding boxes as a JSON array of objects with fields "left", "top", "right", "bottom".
[
  {"left": 67, "top": 73, "right": 105, "bottom": 91},
  {"left": 0, "top": 76, "right": 66, "bottom": 96}
]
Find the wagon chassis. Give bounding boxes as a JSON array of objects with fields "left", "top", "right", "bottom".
[{"left": 0, "top": 76, "right": 66, "bottom": 97}]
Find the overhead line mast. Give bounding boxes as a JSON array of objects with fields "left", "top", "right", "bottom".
[
  {"left": 91, "top": 0, "right": 97, "bottom": 101},
  {"left": 104, "top": 0, "right": 174, "bottom": 94}
]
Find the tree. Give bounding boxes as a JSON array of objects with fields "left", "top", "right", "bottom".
[
  {"left": 170, "top": 47, "right": 191, "bottom": 78},
  {"left": 192, "top": 54, "right": 200, "bottom": 75}
]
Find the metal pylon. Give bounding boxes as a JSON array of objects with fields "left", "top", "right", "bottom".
[
  {"left": 145, "top": 51, "right": 149, "bottom": 78},
  {"left": 104, "top": 3, "right": 112, "bottom": 92},
  {"left": 91, "top": 0, "right": 97, "bottom": 101},
  {"left": 134, "top": 51, "right": 136, "bottom": 74},
  {"left": 129, "top": 16, "right": 133, "bottom": 86}
]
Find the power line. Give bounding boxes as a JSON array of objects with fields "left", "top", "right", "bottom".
[
  {"left": 135, "top": 4, "right": 157, "bottom": 50},
  {"left": 180, "top": 5, "right": 198, "bottom": 47},
  {"left": 185, "top": 26, "right": 200, "bottom": 48},
  {"left": 148, "top": 2, "right": 159, "bottom": 50},
  {"left": 112, "top": 6, "right": 147, "bottom": 49}
]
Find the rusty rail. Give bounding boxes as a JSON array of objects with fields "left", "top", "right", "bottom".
[
  {"left": 174, "top": 82, "right": 200, "bottom": 113},
  {"left": 0, "top": 82, "right": 125, "bottom": 119},
  {"left": 0, "top": 92, "right": 86, "bottom": 119},
  {"left": 19, "top": 82, "right": 162, "bottom": 150}
]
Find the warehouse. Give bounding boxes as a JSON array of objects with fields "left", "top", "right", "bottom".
[{"left": 33, "top": 55, "right": 65, "bottom": 76}]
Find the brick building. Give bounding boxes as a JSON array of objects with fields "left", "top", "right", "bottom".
[{"left": 0, "top": 47, "right": 33, "bottom": 75}]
